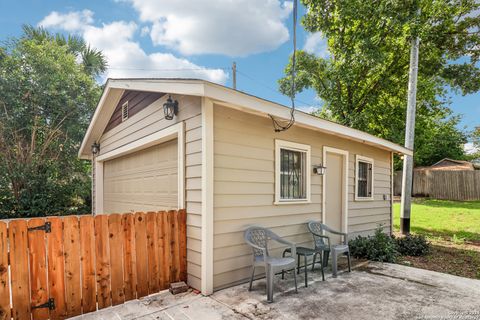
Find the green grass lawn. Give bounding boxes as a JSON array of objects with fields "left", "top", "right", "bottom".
[
  {"left": 393, "top": 198, "right": 480, "bottom": 279},
  {"left": 393, "top": 198, "right": 480, "bottom": 242}
]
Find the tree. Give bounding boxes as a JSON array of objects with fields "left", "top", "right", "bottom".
[
  {"left": 466, "top": 126, "right": 480, "bottom": 160},
  {"left": 279, "top": 0, "right": 479, "bottom": 166},
  {"left": 0, "top": 26, "right": 105, "bottom": 218},
  {"left": 22, "top": 25, "right": 107, "bottom": 77},
  {"left": 413, "top": 113, "right": 467, "bottom": 166}
]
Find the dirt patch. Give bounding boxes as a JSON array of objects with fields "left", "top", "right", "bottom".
[{"left": 398, "top": 245, "right": 480, "bottom": 279}]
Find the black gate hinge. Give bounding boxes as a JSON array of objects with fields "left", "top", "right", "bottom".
[
  {"left": 32, "top": 298, "right": 55, "bottom": 310},
  {"left": 28, "top": 222, "right": 51, "bottom": 233}
]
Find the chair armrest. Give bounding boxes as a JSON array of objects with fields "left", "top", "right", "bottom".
[
  {"left": 274, "top": 237, "right": 296, "bottom": 258},
  {"left": 328, "top": 229, "right": 347, "bottom": 237},
  {"left": 327, "top": 230, "right": 348, "bottom": 244}
]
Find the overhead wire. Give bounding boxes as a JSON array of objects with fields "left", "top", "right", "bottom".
[
  {"left": 104, "top": 4, "right": 315, "bottom": 119},
  {"left": 268, "top": 0, "right": 298, "bottom": 132},
  {"left": 236, "top": 69, "right": 316, "bottom": 109},
  {"left": 106, "top": 66, "right": 231, "bottom": 71}
]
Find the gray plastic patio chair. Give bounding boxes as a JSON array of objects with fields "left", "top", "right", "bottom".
[
  {"left": 244, "top": 226, "right": 298, "bottom": 303},
  {"left": 307, "top": 221, "right": 351, "bottom": 278}
]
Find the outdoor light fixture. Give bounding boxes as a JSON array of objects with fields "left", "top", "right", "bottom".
[
  {"left": 313, "top": 164, "right": 327, "bottom": 175},
  {"left": 91, "top": 142, "right": 100, "bottom": 155},
  {"left": 163, "top": 95, "right": 179, "bottom": 120}
]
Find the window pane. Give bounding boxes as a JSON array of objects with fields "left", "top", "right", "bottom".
[
  {"left": 357, "top": 161, "right": 372, "bottom": 198},
  {"left": 280, "top": 148, "right": 306, "bottom": 199}
]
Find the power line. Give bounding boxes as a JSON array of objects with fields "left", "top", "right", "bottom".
[
  {"left": 106, "top": 64, "right": 319, "bottom": 110},
  {"left": 236, "top": 69, "right": 317, "bottom": 108},
  {"left": 107, "top": 66, "right": 231, "bottom": 71}
]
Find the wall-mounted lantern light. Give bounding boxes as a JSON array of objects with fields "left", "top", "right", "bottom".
[
  {"left": 163, "top": 95, "right": 179, "bottom": 120},
  {"left": 313, "top": 164, "right": 327, "bottom": 175},
  {"left": 91, "top": 142, "right": 100, "bottom": 155}
]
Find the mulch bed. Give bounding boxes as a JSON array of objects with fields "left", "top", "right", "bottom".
[{"left": 398, "top": 242, "right": 480, "bottom": 280}]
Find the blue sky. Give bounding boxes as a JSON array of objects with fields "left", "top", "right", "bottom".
[{"left": 1, "top": 0, "right": 479, "bottom": 137}]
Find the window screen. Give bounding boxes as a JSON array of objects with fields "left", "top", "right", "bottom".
[
  {"left": 280, "top": 148, "right": 307, "bottom": 200},
  {"left": 357, "top": 160, "right": 372, "bottom": 198}
]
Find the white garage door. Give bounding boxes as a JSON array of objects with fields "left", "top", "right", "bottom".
[{"left": 103, "top": 139, "right": 178, "bottom": 213}]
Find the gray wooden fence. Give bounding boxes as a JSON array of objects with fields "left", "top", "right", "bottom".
[{"left": 394, "top": 170, "right": 480, "bottom": 201}]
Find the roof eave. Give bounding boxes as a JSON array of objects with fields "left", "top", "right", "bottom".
[{"left": 78, "top": 78, "right": 413, "bottom": 159}]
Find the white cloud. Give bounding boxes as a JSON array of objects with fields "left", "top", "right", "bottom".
[
  {"left": 464, "top": 142, "right": 478, "bottom": 155},
  {"left": 303, "top": 32, "right": 329, "bottom": 58},
  {"left": 38, "top": 11, "right": 228, "bottom": 83},
  {"left": 123, "top": 0, "right": 292, "bottom": 56},
  {"left": 39, "top": 10, "right": 94, "bottom": 32}
]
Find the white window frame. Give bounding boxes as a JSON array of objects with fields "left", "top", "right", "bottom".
[
  {"left": 355, "top": 155, "right": 374, "bottom": 201},
  {"left": 275, "top": 139, "right": 311, "bottom": 204}
]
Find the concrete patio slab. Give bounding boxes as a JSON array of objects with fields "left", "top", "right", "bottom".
[
  {"left": 212, "top": 262, "right": 480, "bottom": 320},
  {"left": 70, "top": 290, "right": 244, "bottom": 320},
  {"left": 73, "top": 262, "right": 480, "bottom": 320}
]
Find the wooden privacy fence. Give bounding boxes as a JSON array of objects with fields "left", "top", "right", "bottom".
[
  {"left": 394, "top": 170, "right": 480, "bottom": 201},
  {"left": 0, "top": 210, "right": 187, "bottom": 320}
]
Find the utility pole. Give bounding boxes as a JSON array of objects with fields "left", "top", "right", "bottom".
[
  {"left": 232, "top": 61, "right": 237, "bottom": 90},
  {"left": 400, "top": 35, "right": 420, "bottom": 235}
]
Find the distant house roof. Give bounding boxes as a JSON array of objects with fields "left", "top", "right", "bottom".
[{"left": 416, "top": 158, "right": 475, "bottom": 171}]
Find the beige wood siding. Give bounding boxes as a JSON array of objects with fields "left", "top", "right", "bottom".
[
  {"left": 103, "top": 139, "right": 178, "bottom": 212},
  {"left": 98, "top": 94, "right": 202, "bottom": 290},
  {"left": 212, "top": 104, "right": 392, "bottom": 289}
]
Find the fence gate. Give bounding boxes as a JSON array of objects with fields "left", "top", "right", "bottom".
[{"left": 0, "top": 210, "right": 187, "bottom": 320}]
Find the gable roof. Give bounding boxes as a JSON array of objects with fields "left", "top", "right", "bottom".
[
  {"left": 430, "top": 158, "right": 475, "bottom": 171},
  {"left": 79, "top": 78, "right": 413, "bottom": 159},
  {"left": 432, "top": 158, "right": 471, "bottom": 167}
]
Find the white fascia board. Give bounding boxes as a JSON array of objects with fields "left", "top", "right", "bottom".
[
  {"left": 78, "top": 83, "right": 124, "bottom": 159},
  {"left": 78, "top": 81, "right": 111, "bottom": 159},
  {"left": 108, "top": 78, "right": 206, "bottom": 97},
  {"left": 79, "top": 79, "right": 412, "bottom": 159},
  {"left": 204, "top": 82, "right": 412, "bottom": 156}
]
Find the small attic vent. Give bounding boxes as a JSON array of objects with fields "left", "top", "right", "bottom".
[{"left": 121, "top": 101, "right": 129, "bottom": 121}]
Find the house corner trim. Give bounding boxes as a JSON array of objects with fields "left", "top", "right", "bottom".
[{"left": 201, "top": 97, "right": 214, "bottom": 295}]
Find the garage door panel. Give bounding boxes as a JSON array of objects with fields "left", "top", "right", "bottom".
[
  {"left": 103, "top": 139, "right": 178, "bottom": 213},
  {"left": 105, "top": 162, "right": 177, "bottom": 178}
]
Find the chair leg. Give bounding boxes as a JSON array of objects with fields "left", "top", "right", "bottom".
[
  {"left": 249, "top": 266, "right": 255, "bottom": 291},
  {"left": 323, "top": 251, "right": 329, "bottom": 268},
  {"left": 311, "top": 253, "right": 317, "bottom": 271},
  {"left": 297, "top": 254, "right": 300, "bottom": 274},
  {"left": 319, "top": 253, "right": 325, "bottom": 281},
  {"left": 267, "top": 267, "right": 274, "bottom": 303},
  {"left": 347, "top": 251, "right": 352, "bottom": 273},
  {"left": 304, "top": 255, "right": 308, "bottom": 287},
  {"left": 293, "top": 266, "right": 298, "bottom": 293},
  {"left": 332, "top": 252, "right": 338, "bottom": 278}
]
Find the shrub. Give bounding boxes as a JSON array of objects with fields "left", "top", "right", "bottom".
[
  {"left": 395, "top": 234, "right": 430, "bottom": 256},
  {"left": 348, "top": 227, "right": 398, "bottom": 263}
]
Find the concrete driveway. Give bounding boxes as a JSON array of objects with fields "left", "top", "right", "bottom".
[{"left": 73, "top": 262, "right": 480, "bottom": 320}]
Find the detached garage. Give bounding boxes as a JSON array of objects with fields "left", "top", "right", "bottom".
[{"left": 78, "top": 78, "right": 412, "bottom": 295}]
